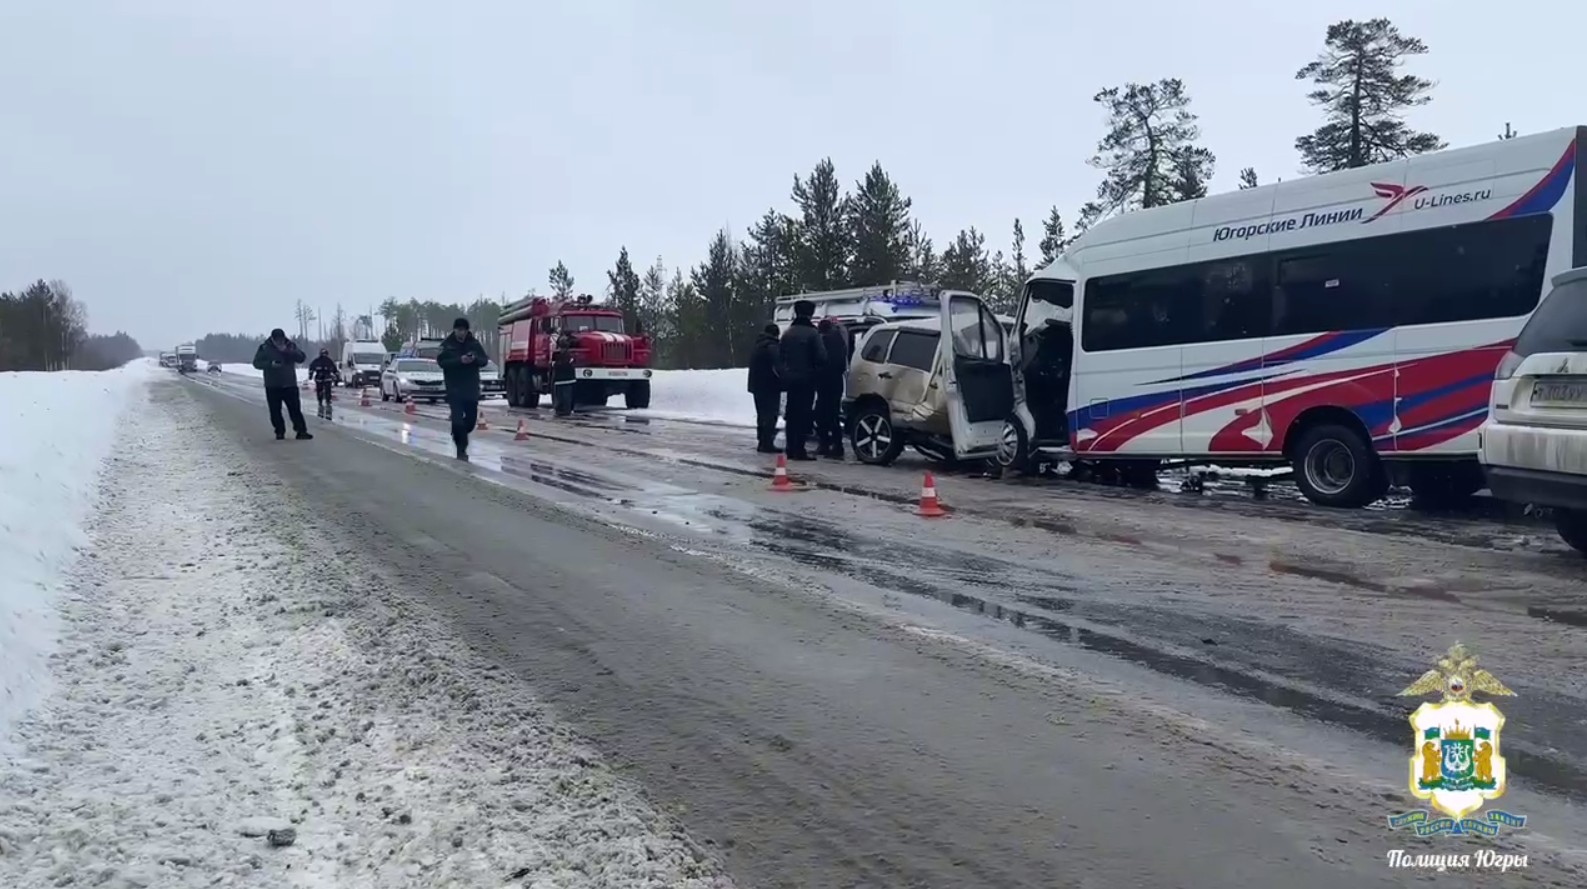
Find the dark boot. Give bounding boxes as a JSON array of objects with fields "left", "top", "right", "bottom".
[{"left": 295, "top": 431, "right": 313, "bottom": 440}]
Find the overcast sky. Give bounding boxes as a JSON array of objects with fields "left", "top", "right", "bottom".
[{"left": 2, "top": 0, "right": 1582, "bottom": 347}]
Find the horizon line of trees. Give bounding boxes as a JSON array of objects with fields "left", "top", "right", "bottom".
[
  {"left": 191, "top": 17, "right": 1512, "bottom": 372},
  {"left": 0, "top": 279, "right": 144, "bottom": 372}
]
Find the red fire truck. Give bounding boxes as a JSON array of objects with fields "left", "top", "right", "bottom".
[{"left": 496, "top": 294, "right": 653, "bottom": 409}]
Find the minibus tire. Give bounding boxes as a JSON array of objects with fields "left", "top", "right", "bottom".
[
  {"left": 1555, "top": 509, "right": 1587, "bottom": 555},
  {"left": 1290, "top": 423, "right": 1388, "bottom": 508}
]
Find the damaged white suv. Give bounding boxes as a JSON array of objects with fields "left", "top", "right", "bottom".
[
  {"left": 1480, "top": 267, "right": 1587, "bottom": 554},
  {"left": 843, "top": 292, "right": 1015, "bottom": 465}
]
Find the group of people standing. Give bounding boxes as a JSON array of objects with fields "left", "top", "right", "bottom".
[
  {"left": 251, "top": 318, "right": 490, "bottom": 460},
  {"left": 747, "top": 298, "right": 850, "bottom": 461}
]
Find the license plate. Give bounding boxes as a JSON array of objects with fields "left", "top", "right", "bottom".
[{"left": 1531, "top": 380, "right": 1587, "bottom": 406}]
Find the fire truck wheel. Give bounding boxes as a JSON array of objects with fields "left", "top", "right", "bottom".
[
  {"left": 625, "top": 381, "right": 651, "bottom": 410},
  {"left": 520, "top": 370, "right": 540, "bottom": 407}
]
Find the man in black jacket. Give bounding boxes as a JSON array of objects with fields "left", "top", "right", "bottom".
[
  {"left": 776, "top": 300, "right": 827, "bottom": 460},
  {"left": 307, "top": 348, "right": 341, "bottom": 416},
  {"left": 435, "top": 317, "right": 490, "bottom": 460},
  {"left": 551, "top": 331, "right": 577, "bottom": 416},
  {"left": 814, "top": 319, "right": 849, "bottom": 459},
  {"left": 252, "top": 329, "right": 311, "bottom": 440},
  {"left": 746, "top": 323, "right": 782, "bottom": 453}
]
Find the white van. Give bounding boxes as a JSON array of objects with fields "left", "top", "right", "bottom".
[
  {"left": 341, "top": 340, "right": 387, "bottom": 389},
  {"left": 999, "top": 126, "right": 1584, "bottom": 508}
]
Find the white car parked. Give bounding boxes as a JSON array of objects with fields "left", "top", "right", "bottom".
[
  {"left": 1480, "top": 267, "right": 1587, "bottom": 554},
  {"left": 381, "top": 357, "right": 446, "bottom": 404}
]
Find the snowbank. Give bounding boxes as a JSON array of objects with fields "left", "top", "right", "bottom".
[
  {"left": 0, "top": 360, "right": 156, "bottom": 743},
  {"left": 636, "top": 368, "right": 752, "bottom": 427},
  {"left": 221, "top": 363, "right": 308, "bottom": 383},
  {"left": 221, "top": 362, "right": 757, "bottom": 426},
  {"left": 0, "top": 378, "right": 734, "bottom": 888}
]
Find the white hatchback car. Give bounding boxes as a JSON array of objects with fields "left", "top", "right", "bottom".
[{"left": 1480, "top": 267, "right": 1587, "bottom": 554}]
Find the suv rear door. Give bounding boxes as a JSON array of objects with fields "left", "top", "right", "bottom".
[
  {"left": 939, "top": 292, "right": 1014, "bottom": 457},
  {"left": 1493, "top": 270, "right": 1587, "bottom": 439}
]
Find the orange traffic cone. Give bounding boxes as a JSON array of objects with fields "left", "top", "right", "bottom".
[
  {"left": 916, "top": 471, "right": 948, "bottom": 518},
  {"left": 513, "top": 419, "right": 531, "bottom": 441},
  {"left": 359, "top": 388, "right": 371, "bottom": 407},
  {"left": 770, "top": 454, "right": 796, "bottom": 492},
  {"left": 476, "top": 412, "right": 490, "bottom": 431},
  {"left": 404, "top": 398, "right": 417, "bottom": 415}
]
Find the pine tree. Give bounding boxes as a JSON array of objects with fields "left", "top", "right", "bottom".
[
  {"left": 549, "top": 261, "right": 575, "bottom": 299},
  {"left": 1294, "top": 18, "right": 1445, "bottom": 172},
  {"left": 1037, "top": 206, "right": 1069, "bottom": 267},
  {"left": 605, "top": 247, "right": 641, "bottom": 332},
  {"left": 637, "top": 255, "right": 672, "bottom": 347},
  {"left": 986, "top": 249, "right": 1015, "bottom": 314},
  {"left": 1238, "top": 167, "right": 1260, "bottom": 189},
  {"left": 691, "top": 229, "right": 739, "bottom": 367},
  {"left": 847, "top": 162, "right": 913, "bottom": 287},
  {"left": 736, "top": 210, "right": 801, "bottom": 357},
  {"left": 1079, "top": 79, "right": 1213, "bottom": 228},
  {"left": 668, "top": 268, "right": 708, "bottom": 369},
  {"left": 905, "top": 219, "right": 941, "bottom": 282},
  {"left": 1169, "top": 146, "right": 1215, "bottom": 201},
  {"left": 1010, "top": 218, "right": 1029, "bottom": 286},
  {"left": 939, "top": 228, "right": 992, "bottom": 294},
  {"left": 791, "top": 158, "right": 851, "bottom": 291}
]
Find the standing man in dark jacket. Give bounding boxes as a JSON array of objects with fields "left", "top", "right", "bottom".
[
  {"left": 307, "top": 348, "right": 341, "bottom": 417},
  {"left": 551, "top": 331, "right": 577, "bottom": 416},
  {"left": 435, "top": 317, "right": 490, "bottom": 460},
  {"left": 777, "top": 300, "right": 827, "bottom": 460},
  {"left": 814, "top": 319, "right": 850, "bottom": 459},
  {"left": 253, "top": 328, "right": 311, "bottom": 440},
  {"left": 747, "top": 323, "right": 782, "bottom": 453}
]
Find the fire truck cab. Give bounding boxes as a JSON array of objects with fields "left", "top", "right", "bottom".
[{"left": 497, "top": 294, "right": 653, "bottom": 409}]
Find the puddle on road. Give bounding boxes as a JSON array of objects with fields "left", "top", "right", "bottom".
[{"left": 713, "top": 505, "right": 1587, "bottom": 803}]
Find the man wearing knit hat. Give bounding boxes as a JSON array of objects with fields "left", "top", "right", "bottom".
[
  {"left": 435, "top": 316, "right": 491, "bottom": 460},
  {"left": 252, "top": 327, "right": 311, "bottom": 440}
]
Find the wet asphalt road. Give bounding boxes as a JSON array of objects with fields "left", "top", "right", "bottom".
[{"left": 188, "top": 375, "right": 1587, "bottom": 886}]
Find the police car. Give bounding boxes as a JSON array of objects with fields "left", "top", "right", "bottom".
[{"left": 381, "top": 357, "right": 446, "bottom": 404}]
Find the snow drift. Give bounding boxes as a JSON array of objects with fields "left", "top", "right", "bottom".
[
  {"left": 0, "top": 360, "right": 155, "bottom": 742},
  {"left": 222, "top": 363, "right": 756, "bottom": 427}
]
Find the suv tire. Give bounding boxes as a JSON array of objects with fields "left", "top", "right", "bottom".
[
  {"left": 1556, "top": 508, "right": 1587, "bottom": 555},
  {"left": 994, "top": 415, "right": 1032, "bottom": 472},
  {"left": 851, "top": 404, "right": 905, "bottom": 466}
]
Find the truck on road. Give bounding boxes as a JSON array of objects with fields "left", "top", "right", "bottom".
[
  {"left": 496, "top": 295, "right": 653, "bottom": 409},
  {"left": 176, "top": 344, "right": 198, "bottom": 374}
]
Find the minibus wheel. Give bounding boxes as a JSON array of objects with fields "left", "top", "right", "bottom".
[{"left": 1290, "top": 423, "right": 1389, "bottom": 508}]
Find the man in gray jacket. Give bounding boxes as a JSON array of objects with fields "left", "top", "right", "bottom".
[{"left": 252, "top": 328, "right": 311, "bottom": 440}]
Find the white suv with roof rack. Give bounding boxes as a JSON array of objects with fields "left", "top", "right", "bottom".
[{"left": 1480, "top": 267, "right": 1587, "bottom": 554}]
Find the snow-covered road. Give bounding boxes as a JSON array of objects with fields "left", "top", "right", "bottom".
[{"left": 0, "top": 374, "right": 733, "bottom": 889}]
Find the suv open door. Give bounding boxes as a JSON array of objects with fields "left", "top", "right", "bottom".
[{"left": 938, "top": 292, "right": 1014, "bottom": 458}]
